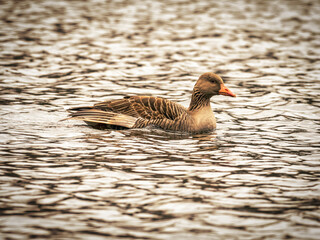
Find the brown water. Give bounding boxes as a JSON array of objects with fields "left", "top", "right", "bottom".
[{"left": 1, "top": 0, "right": 320, "bottom": 239}]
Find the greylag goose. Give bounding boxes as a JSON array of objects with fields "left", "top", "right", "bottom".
[{"left": 66, "top": 72, "right": 236, "bottom": 133}]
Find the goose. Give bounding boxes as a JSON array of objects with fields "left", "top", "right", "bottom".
[{"left": 66, "top": 72, "right": 236, "bottom": 133}]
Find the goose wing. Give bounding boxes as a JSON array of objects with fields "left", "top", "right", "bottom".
[{"left": 93, "top": 96, "right": 187, "bottom": 120}]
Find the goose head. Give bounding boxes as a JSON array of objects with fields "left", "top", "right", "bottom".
[{"left": 194, "top": 72, "right": 236, "bottom": 98}]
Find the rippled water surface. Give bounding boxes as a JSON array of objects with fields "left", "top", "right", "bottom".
[{"left": 1, "top": 0, "right": 320, "bottom": 239}]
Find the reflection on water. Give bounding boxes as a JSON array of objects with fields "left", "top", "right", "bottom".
[{"left": 0, "top": 0, "right": 320, "bottom": 239}]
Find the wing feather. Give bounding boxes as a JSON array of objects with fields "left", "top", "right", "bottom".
[{"left": 93, "top": 96, "right": 186, "bottom": 120}]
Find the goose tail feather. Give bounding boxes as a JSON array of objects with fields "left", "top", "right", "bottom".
[{"left": 65, "top": 109, "right": 137, "bottom": 128}]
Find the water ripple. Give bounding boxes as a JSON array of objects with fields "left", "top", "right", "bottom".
[{"left": 0, "top": 0, "right": 319, "bottom": 239}]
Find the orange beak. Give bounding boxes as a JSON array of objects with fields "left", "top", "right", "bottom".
[{"left": 219, "top": 84, "right": 236, "bottom": 97}]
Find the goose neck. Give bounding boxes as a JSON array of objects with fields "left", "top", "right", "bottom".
[{"left": 188, "top": 89, "right": 211, "bottom": 111}]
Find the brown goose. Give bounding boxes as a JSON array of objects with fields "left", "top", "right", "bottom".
[{"left": 66, "top": 72, "right": 236, "bottom": 133}]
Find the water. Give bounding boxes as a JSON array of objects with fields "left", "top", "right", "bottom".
[{"left": 1, "top": 0, "right": 320, "bottom": 239}]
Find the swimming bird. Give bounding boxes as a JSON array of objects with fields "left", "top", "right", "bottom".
[{"left": 66, "top": 72, "right": 236, "bottom": 133}]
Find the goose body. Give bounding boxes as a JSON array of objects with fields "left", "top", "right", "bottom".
[{"left": 66, "top": 72, "right": 236, "bottom": 133}]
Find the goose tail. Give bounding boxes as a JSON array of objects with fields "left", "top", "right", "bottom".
[{"left": 64, "top": 109, "right": 137, "bottom": 129}]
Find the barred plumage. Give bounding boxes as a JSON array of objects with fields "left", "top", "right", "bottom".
[{"left": 65, "top": 72, "right": 236, "bottom": 133}]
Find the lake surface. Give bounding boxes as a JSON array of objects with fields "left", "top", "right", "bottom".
[{"left": 0, "top": 0, "right": 320, "bottom": 239}]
